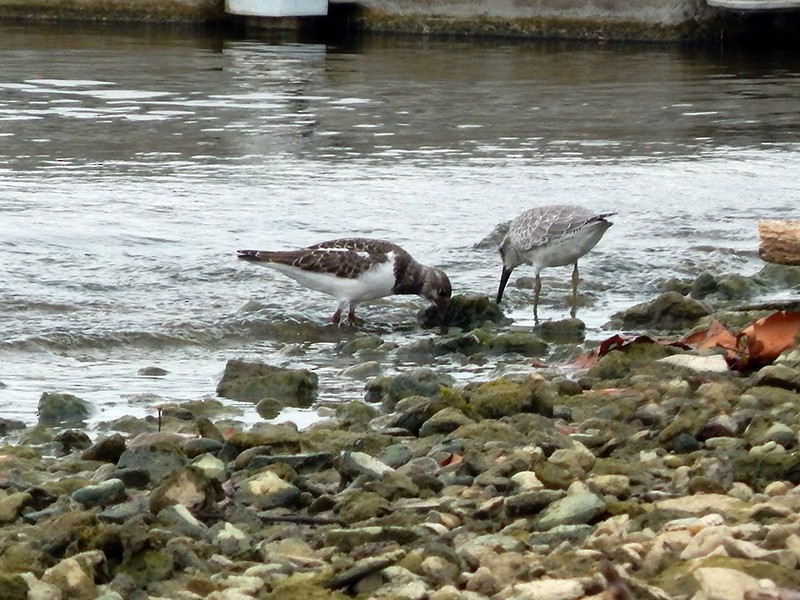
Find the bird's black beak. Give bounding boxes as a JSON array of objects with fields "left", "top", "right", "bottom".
[{"left": 496, "top": 266, "right": 512, "bottom": 304}]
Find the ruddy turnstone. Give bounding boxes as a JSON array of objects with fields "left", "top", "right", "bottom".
[
  {"left": 237, "top": 238, "right": 452, "bottom": 325},
  {"left": 496, "top": 204, "right": 615, "bottom": 322}
]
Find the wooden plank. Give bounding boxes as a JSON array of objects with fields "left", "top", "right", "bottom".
[{"left": 759, "top": 220, "right": 800, "bottom": 265}]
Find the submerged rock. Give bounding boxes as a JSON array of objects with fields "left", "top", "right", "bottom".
[
  {"left": 418, "top": 294, "right": 508, "bottom": 329},
  {"left": 37, "top": 392, "right": 92, "bottom": 425},
  {"left": 609, "top": 291, "right": 710, "bottom": 331},
  {"left": 216, "top": 358, "right": 318, "bottom": 407}
]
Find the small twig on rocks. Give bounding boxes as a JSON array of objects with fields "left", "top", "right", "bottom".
[{"left": 257, "top": 511, "right": 345, "bottom": 526}]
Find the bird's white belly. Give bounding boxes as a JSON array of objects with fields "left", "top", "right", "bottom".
[
  {"left": 268, "top": 261, "right": 396, "bottom": 302},
  {"left": 528, "top": 225, "right": 608, "bottom": 269}
]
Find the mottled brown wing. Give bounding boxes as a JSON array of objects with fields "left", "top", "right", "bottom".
[
  {"left": 238, "top": 246, "right": 387, "bottom": 279},
  {"left": 305, "top": 238, "right": 402, "bottom": 256}
]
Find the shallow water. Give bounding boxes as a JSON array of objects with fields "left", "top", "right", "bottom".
[{"left": 2, "top": 24, "right": 799, "bottom": 429}]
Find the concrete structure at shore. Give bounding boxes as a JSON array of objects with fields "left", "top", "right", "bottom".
[{"left": 0, "top": 0, "right": 797, "bottom": 41}]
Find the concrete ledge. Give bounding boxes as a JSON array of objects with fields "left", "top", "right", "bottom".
[{"left": 0, "top": 0, "right": 225, "bottom": 22}]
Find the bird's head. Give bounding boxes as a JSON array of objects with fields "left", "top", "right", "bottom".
[{"left": 422, "top": 268, "right": 452, "bottom": 307}]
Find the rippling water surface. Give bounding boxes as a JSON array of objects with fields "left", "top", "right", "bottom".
[{"left": 2, "top": 24, "right": 799, "bottom": 428}]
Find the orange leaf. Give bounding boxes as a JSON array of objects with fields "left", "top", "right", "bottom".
[
  {"left": 740, "top": 311, "right": 800, "bottom": 365},
  {"left": 682, "top": 318, "right": 738, "bottom": 351},
  {"left": 439, "top": 453, "right": 463, "bottom": 467}
]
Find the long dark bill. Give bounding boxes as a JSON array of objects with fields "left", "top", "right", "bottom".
[{"left": 496, "top": 266, "right": 513, "bottom": 304}]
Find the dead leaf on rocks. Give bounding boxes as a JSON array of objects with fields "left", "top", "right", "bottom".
[
  {"left": 684, "top": 311, "right": 800, "bottom": 372},
  {"left": 571, "top": 334, "right": 690, "bottom": 370},
  {"left": 570, "top": 311, "right": 800, "bottom": 373}
]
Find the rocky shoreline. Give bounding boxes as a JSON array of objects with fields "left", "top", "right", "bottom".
[{"left": 2, "top": 265, "right": 800, "bottom": 600}]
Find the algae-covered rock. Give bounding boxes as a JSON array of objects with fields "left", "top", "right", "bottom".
[
  {"left": 0, "top": 574, "right": 27, "bottom": 600},
  {"left": 533, "top": 318, "right": 586, "bottom": 344},
  {"left": 217, "top": 359, "right": 318, "bottom": 407},
  {"left": 610, "top": 291, "right": 710, "bottom": 331},
  {"left": 418, "top": 293, "right": 508, "bottom": 329},
  {"left": 465, "top": 375, "right": 555, "bottom": 419},
  {"left": 116, "top": 432, "right": 188, "bottom": 485},
  {"left": 368, "top": 368, "right": 456, "bottom": 410},
  {"left": 149, "top": 466, "right": 222, "bottom": 514},
  {"left": 334, "top": 490, "right": 391, "bottom": 523},
  {"left": 533, "top": 492, "right": 607, "bottom": 530},
  {"left": 732, "top": 452, "right": 800, "bottom": 491},
  {"left": 37, "top": 392, "right": 92, "bottom": 425},
  {"left": 755, "top": 264, "right": 800, "bottom": 289},
  {"left": 487, "top": 331, "right": 548, "bottom": 356},
  {"left": 82, "top": 433, "right": 126, "bottom": 463}
]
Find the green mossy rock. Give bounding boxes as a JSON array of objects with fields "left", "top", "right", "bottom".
[
  {"left": 216, "top": 359, "right": 318, "bottom": 407},
  {"left": 37, "top": 392, "right": 92, "bottom": 425},
  {"left": 419, "top": 293, "right": 508, "bottom": 329},
  {"left": 487, "top": 331, "right": 548, "bottom": 356},
  {"left": 0, "top": 574, "right": 27, "bottom": 600},
  {"left": 465, "top": 376, "right": 555, "bottom": 419},
  {"left": 732, "top": 452, "right": 800, "bottom": 491},
  {"left": 610, "top": 291, "right": 710, "bottom": 331}
]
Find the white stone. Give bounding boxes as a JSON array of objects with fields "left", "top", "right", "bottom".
[
  {"left": 658, "top": 354, "right": 730, "bottom": 373},
  {"left": 510, "top": 471, "right": 544, "bottom": 491},
  {"left": 501, "top": 578, "right": 584, "bottom": 600},
  {"left": 692, "top": 567, "right": 760, "bottom": 600}
]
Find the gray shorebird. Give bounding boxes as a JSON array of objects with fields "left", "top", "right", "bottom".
[
  {"left": 237, "top": 238, "right": 452, "bottom": 325},
  {"left": 496, "top": 204, "right": 615, "bottom": 322}
]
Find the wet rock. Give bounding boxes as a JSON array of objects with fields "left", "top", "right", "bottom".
[
  {"left": 335, "top": 490, "right": 391, "bottom": 523},
  {"left": 610, "top": 291, "right": 710, "bottom": 331},
  {"left": 698, "top": 414, "right": 739, "bottom": 441},
  {"left": 0, "top": 574, "right": 27, "bottom": 600},
  {"left": 183, "top": 436, "right": 225, "bottom": 458},
  {"left": 753, "top": 364, "right": 800, "bottom": 392},
  {"left": 326, "top": 549, "right": 406, "bottom": 591},
  {"left": 532, "top": 491, "right": 606, "bottom": 530},
  {"left": 0, "top": 417, "right": 26, "bottom": 436},
  {"left": 336, "top": 334, "right": 384, "bottom": 355},
  {"left": 418, "top": 407, "right": 476, "bottom": 438},
  {"left": 432, "top": 330, "right": 487, "bottom": 357},
  {"left": 340, "top": 451, "right": 394, "bottom": 480},
  {"left": 42, "top": 553, "right": 103, "bottom": 600},
  {"left": 37, "top": 392, "right": 92, "bottom": 425},
  {"left": 72, "top": 478, "right": 126, "bottom": 508},
  {"left": 149, "top": 466, "right": 221, "bottom": 514},
  {"left": 487, "top": 330, "right": 548, "bottom": 356},
  {"left": 254, "top": 397, "right": 283, "bottom": 419},
  {"left": 465, "top": 375, "right": 555, "bottom": 419},
  {"left": 54, "top": 430, "right": 92, "bottom": 453},
  {"left": 192, "top": 452, "right": 227, "bottom": 481},
  {"left": 324, "top": 525, "right": 420, "bottom": 552},
  {"left": 137, "top": 366, "right": 168, "bottom": 377},
  {"left": 370, "top": 368, "right": 456, "bottom": 410},
  {"left": 234, "top": 470, "right": 300, "bottom": 509},
  {"left": 533, "top": 317, "right": 586, "bottom": 344},
  {"left": 0, "top": 492, "right": 32, "bottom": 524},
  {"left": 755, "top": 264, "right": 800, "bottom": 289},
  {"left": 418, "top": 293, "right": 508, "bottom": 329},
  {"left": 216, "top": 358, "right": 318, "bottom": 407},
  {"left": 341, "top": 361, "right": 383, "bottom": 379},
  {"left": 335, "top": 400, "right": 379, "bottom": 430},
  {"left": 116, "top": 432, "right": 188, "bottom": 485},
  {"left": 211, "top": 521, "right": 251, "bottom": 557},
  {"left": 82, "top": 433, "right": 126, "bottom": 463}
]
